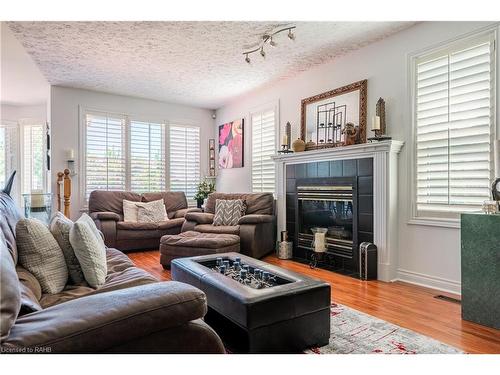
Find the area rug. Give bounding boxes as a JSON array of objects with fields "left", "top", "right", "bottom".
[{"left": 306, "top": 303, "right": 463, "bottom": 354}]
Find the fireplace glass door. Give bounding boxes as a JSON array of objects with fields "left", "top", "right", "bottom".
[{"left": 297, "top": 184, "right": 355, "bottom": 257}]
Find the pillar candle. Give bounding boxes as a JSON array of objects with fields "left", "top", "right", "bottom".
[
  {"left": 314, "top": 232, "right": 326, "bottom": 252},
  {"left": 372, "top": 116, "right": 381, "bottom": 131},
  {"left": 282, "top": 134, "right": 288, "bottom": 146},
  {"left": 66, "top": 148, "right": 75, "bottom": 161}
]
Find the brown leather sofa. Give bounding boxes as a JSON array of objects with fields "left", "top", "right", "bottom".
[
  {"left": 89, "top": 190, "right": 200, "bottom": 252},
  {"left": 0, "top": 175, "right": 224, "bottom": 354},
  {"left": 182, "top": 193, "right": 276, "bottom": 259}
]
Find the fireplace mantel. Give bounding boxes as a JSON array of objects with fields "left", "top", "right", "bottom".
[{"left": 272, "top": 140, "right": 404, "bottom": 282}]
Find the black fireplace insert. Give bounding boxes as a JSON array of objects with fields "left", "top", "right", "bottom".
[{"left": 295, "top": 177, "right": 358, "bottom": 269}]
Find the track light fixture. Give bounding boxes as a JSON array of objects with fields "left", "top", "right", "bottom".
[{"left": 243, "top": 26, "right": 296, "bottom": 64}]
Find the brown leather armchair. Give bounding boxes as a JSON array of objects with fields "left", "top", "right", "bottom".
[
  {"left": 181, "top": 193, "right": 276, "bottom": 259},
  {"left": 89, "top": 190, "right": 200, "bottom": 252}
]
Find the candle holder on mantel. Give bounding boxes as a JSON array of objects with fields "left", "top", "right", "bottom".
[
  {"left": 277, "top": 121, "right": 294, "bottom": 154},
  {"left": 368, "top": 97, "right": 392, "bottom": 142}
]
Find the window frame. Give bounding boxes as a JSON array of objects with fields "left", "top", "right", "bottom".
[
  {"left": 408, "top": 27, "right": 498, "bottom": 228},
  {"left": 167, "top": 122, "right": 201, "bottom": 204},
  {"left": 250, "top": 100, "right": 280, "bottom": 194},
  {"left": 79, "top": 107, "right": 201, "bottom": 207},
  {"left": 19, "top": 121, "right": 47, "bottom": 196}
]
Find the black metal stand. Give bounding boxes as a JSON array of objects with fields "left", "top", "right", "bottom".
[{"left": 309, "top": 251, "right": 336, "bottom": 269}]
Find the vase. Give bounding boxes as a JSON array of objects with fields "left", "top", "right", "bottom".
[
  {"left": 292, "top": 138, "right": 306, "bottom": 152},
  {"left": 196, "top": 198, "right": 204, "bottom": 209}
]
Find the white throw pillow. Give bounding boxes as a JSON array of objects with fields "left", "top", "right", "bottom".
[
  {"left": 123, "top": 199, "right": 168, "bottom": 222},
  {"left": 69, "top": 216, "right": 107, "bottom": 288},
  {"left": 78, "top": 213, "right": 105, "bottom": 245},
  {"left": 123, "top": 199, "right": 140, "bottom": 222},
  {"left": 16, "top": 219, "right": 69, "bottom": 294}
]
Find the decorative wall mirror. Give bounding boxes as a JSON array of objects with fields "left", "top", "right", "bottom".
[{"left": 300, "top": 79, "right": 367, "bottom": 149}]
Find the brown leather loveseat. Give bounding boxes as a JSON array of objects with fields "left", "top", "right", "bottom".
[
  {"left": 182, "top": 193, "right": 276, "bottom": 259},
  {"left": 89, "top": 190, "right": 200, "bottom": 252},
  {"left": 0, "top": 176, "right": 224, "bottom": 354}
]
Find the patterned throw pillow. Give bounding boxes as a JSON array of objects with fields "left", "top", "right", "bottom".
[
  {"left": 123, "top": 199, "right": 168, "bottom": 222},
  {"left": 49, "top": 212, "right": 85, "bottom": 285},
  {"left": 16, "top": 219, "right": 69, "bottom": 294},
  {"left": 69, "top": 215, "right": 107, "bottom": 288},
  {"left": 137, "top": 200, "right": 167, "bottom": 223},
  {"left": 213, "top": 199, "right": 246, "bottom": 226}
]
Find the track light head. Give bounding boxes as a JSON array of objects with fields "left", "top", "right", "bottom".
[
  {"left": 269, "top": 37, "right": 277, "bottom": 47},
  {"left": 245, "top": 54, "right": 250, "bottom": 64},
  {"left": 288, "top": 29, "right": 295, "bottom": 40},
  {"left": 260, "top": 47, "right": 266, "bottom": 58}
]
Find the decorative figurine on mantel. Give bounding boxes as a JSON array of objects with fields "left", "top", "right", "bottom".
[
  {"left": 342, "top": 122, "right": 360, "bottom": 146},
  {"left": 368, "top": 97, "right": 391, "bottom": 142},
  {"left": 278, "top": 121, "right": 293, "bottom": 154}
]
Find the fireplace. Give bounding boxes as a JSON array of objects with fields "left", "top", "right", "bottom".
[
  {"left": 296, "top": 177, "right": 358, "bottom": 268},
  {"left": 274, "top": 141, "right": 404, "bottom": 281}
]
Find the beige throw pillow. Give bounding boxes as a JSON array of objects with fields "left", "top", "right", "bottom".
[
  {"left": 123, "top": 199, "right": 168, "bottom": 222},
  {"left": 69, "top": 214, "right": 107, "bottom": 288},
  {"left": 137, "top": 200, "right": 168, "bottom": 223},
  {"left": 123, "top": 199, "right": 140, "bottom": 222},
  {"left": 16, "top": 219, "right": 69, "bottom": 294},
  {"left": 49, "top": 212, "right": 85, "bottom": 285}
]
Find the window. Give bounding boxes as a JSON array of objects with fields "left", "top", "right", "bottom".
[
  {"left": 130, "top": 121, "right": 166, "bottom": 193},
  {"left": 0, "top": 124, "right": 18, "bottom": 189},
  {"left": 85, "top": 113, "right": 126, "bottom": 199},
  {"left": 83, "top": 110, "right": 202, "bottom": 205},
  {"left": 169, "top": 125, "right": 200, "bottom": 202},
  {"left": 252, "top": 109, "right": 276, "bottom": 193},
  {"left": 21, "top": 124, "right": 45, "bottom": 194},
  {"left": 414, "top": 33, "right": 496, "bottom": 219}
]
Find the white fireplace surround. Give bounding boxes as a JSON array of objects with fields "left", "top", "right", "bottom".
[{"left": 272, "top": 140, "right": 404, "bottom": 282}]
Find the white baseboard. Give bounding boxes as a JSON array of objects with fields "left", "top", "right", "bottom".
[{"left": 396, "top": 268, "right": 461, "bottom": 295}]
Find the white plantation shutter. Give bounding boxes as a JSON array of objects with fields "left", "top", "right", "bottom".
[
  {"left": 85, "top": 113, "right": 126, "bottom": 199},
  {"left": 0, "top": 124, "right": 18, "bottom": 189},
  {"left": 252, "top": 109, "right": 276, "bottom": 193},
  {"left": 130, "top": 121, "right": 166, "bottom": 193},
  {"left": 415, "top": 35, "right": 495, "bottom": 217},
  {"left": 22, "top": 124, "right": 44, "bottom": 194},
  {"left": 169, "top": 125, "right": 200, "bottom": 202}
]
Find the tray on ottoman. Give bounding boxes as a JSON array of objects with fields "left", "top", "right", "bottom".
[{"left": 171, "top": 252, "right": 330, "bottom": 353}]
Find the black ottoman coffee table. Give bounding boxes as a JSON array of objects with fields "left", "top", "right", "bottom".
[{"left": 171, "top": 252, "right": 330, "bottom": 353}]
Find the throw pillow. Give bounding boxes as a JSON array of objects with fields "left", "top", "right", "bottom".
[
  {"left": 137, "top": 200, "right": 167, "bottom": 223},
  {"left": 123, "top": 199, "right": 168, "bottom": 222},
  {"left": 69, "top": 217, "right": 107, "bottom": 288},
  {"left": 16, "top": 218, "right": 69, "bottom": 294},
  {"left": 78, "top": 213, "right": 106, "bottom": 245},
  {"left": 213, "top": 199, "right": 246, "bottom": 226},
  {"left": 123, "top": 199, "right": 140, "bottom": 222},
  {"left": 49, "top": 212, "right": 85, "bottom": 284}
]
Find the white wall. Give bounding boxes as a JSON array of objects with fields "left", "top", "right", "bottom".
[
  {"left": 1, "top": 103, "right": 47, "bottom": 123},
  {"left": 50, "top": 86, "right": 215, "bottom": 220},
  {"left": 215, "top": 21, "right": 500, "bottom": 294},
  {"left": 0, "top": 22, "right": 50, "bottom": 106}
]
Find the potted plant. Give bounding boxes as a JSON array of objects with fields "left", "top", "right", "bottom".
[{"left": 194, "top": 178, "right": 215, "bottom": 209}]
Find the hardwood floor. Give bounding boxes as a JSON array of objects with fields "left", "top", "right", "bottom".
[{"left": 128, "top": 250, "right": 500, "bottom": 354}]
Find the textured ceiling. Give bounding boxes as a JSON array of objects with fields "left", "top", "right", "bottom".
[{"left": 7, "top": 21, "right": 415, "bottom": 109}]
